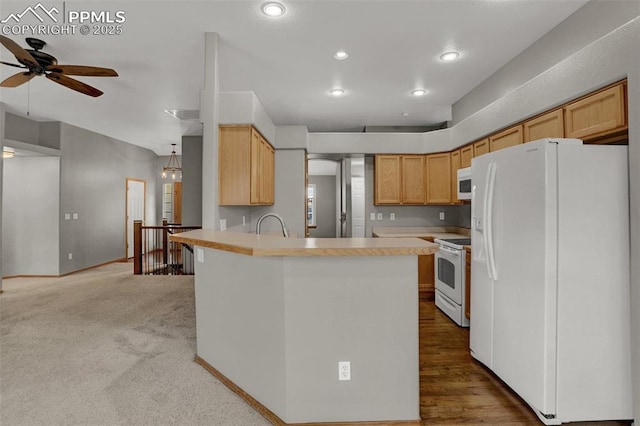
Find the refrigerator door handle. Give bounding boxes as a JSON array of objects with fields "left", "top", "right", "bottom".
[
  {"left": 486, "top": 162, "right": 498, "bottom": 280},
  {"left": 482, "top": 163, "right": 492, "bottom": 279}
]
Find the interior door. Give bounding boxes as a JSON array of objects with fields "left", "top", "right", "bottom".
[
  {"left": 126, "top": 179, "right": 146, "bottom": 258},
  {"left": 488, "top": 142, "right": 557, "bottom": 416},
  {"left": 173, "top": 182, "right": 182, "bottom": 224}
]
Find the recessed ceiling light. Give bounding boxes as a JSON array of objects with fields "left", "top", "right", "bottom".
[
  {"left": 329, "top": 88, "right": 345, "bottom": 96},
  {"left": 262, "top": 2, "right": 285, "bottom": 17},
  {"left": 411, "top": 89, "right": 427, "bottom": 96},
  {"left": 334, "top": 51, "right": 349, "bottom": 60},
  {"left": 440, "top": 51, "right": 460, "bottom": 62}
]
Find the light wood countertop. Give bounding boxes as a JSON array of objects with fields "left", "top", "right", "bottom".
[
  {"left": 170, "top": 229, "right": 437, "bottom": 257},
  {"left": 372, "top": 226, "right": 470, "bottom": 240}
]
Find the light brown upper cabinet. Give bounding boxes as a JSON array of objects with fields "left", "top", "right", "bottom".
[
  {"left": 374, "top": 155, "right": 426, "bottom": 205},
  {"left": 524, "top": 109, "right": 564, "bottom": 142},
  {"left": 374, "top": 155, "right": 402, "bottom": 204},
  {"left": 426, "top": 152, "right": 451, "bottom": 204},
  {"left": 473, "top": 139, "right": 489, "bottom": 157},
  {"left": 460, "top": 145, "right": 473, "bottom": 168},
  {"left": 450, "top": 149, "right": 462, "bottom": 204},
  {"left": 564, "top": 84, "right": 627, "bottom": 142},
  {"left": 489, "top": 125, "right": 523, "bottom": 152},
  {"left": 219, "top": 125, "right": 275, "bottom": 206},
  {"left": 401, "top": 155, "right": 427, "bottom": 204}
]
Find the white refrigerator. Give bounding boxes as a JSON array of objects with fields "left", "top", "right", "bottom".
[{"left": 470, "top": 138, "right": 632, "bottom": 424}]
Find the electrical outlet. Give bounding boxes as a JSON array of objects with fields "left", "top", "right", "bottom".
[
  {"left": 64, "top": 213, "right": 71, "bottom": 220},
  {"left": 196, "top": 248, "right": 204, "bottom": 263},
  {"left": 338, "top": 361, "right": 351, "bottom": 381},
  {"left": 377, "top": 213, "right": 383, "bottom": 220},
  {"left": 72, "top": 213, "right": 79, "bottom": 220},
  {"left": 220, "top": 219, "right": 227, "bottom": 231},
  {"left": 370, "top": 213, "right": 376, "bottom": 221},
  {"left": 68, "top": 253, "right": 73, "bottom": 260},
  {"left": 390, "top": 213, "right": 395, "bottom": 221},
  {"left": 439, "top": 212, "right": 445, "bottom": 220},
  {"left": 242, "top": 216, "right": 246, "bottom": 226}
]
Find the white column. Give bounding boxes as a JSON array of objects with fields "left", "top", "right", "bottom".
[{"left": 200, "top": 33, "right": 220, "bottom": 229}]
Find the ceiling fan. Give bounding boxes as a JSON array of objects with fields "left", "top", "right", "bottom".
[{"left": 0, "top": 36, "right": 118, "bottom": 97}]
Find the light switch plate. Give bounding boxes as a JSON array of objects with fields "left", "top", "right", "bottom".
[
  {"left": 72, "top": 213, "right": 79, "bottom": 220},
  {"left": 64, "top": 213, "right": 71, "bottom": 220},
  {"left": 377, "top": 213, "right": 383, "bottom": 220},
  {"left": 220, "top": 219, "right": 227, "bottom": 231},
  {"left": 390, "top": 213, "right": 395, "bottom": 221},
  {"left": 196, "top": 248, "right": 204, "bottom": 263},
  {"left": 370, "top": 213, "right": 376, "bottom": 221},
  {"left": 439, "top": 212, "right": 445, "bottom": 220}
]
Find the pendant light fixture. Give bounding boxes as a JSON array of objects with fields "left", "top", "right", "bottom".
[{"left": 162, "top": 144, "right": 182, "bottom": 180}]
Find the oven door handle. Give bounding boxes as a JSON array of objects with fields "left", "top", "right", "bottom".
[{"left": 438, "top": 246, "right": 461, "bottom": 256}]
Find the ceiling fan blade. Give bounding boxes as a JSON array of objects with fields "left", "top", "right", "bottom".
[
  {"left": 0, "top": 35, "right": 38, "bottom": 67},
  {"left": 46, "top": 65, "right": 118, "bottom": 77},
  {"left": 46, "top": 73, "right": 104, "bottom": 97},
  {"left": 1, "top": 61, "right": 28, "bottom": 69},
  {"left": 0, "top": 71, "right": 35, "bottom": 87}
]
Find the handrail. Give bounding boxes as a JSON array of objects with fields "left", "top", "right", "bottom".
[{"left": 133, "top": 219, "right": 201, "bottom": 275}]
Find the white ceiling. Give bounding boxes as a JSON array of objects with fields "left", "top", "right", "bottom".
[{"left": 0, "top": 0, "right": 590, "bottom": 155}]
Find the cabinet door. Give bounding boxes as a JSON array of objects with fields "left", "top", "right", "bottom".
[
  {"left": 524, "top": 109, "right": 564, "bottom": 142},
  {"left": 418, "top": 237, "right": 435, "bottom": 301},
  {"left": 264, "top": 142, "right": 275, "bottom": 204},
  {"left": 250, "top": 129, "right": 263, "bottom": 204},
  {"left": 219, "top": 126, "right": 251, "bottom": 205},
  {"left": 374, "top": 155, "right": 401, "bottom": 204},
  {"left": 460, "top": 145, "right": 473, "bottom": 168},
  {"left": 401, "top": 155, "right": 426, "bottom": 204},
  {"left": 473, "top": 138, "right": 489, "bottom": 157},
  {"left": 489, "top": 125, "right": 523, "bottom": 152},
  {"left": 426, "top": 152, "right": 451, "bottom": 204},
  {"left": 564, "top": 84, "right": 626, "bottom": 140},
  {"left": 450, "top": 149, "right": 461, "bottom": 204}
]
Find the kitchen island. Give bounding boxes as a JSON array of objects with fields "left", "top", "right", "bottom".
[{"left": 170, "top": 230, "right": 437, "bottom": 425}]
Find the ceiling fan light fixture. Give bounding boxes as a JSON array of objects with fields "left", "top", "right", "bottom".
[
  {"left": 262, "top": 2, "right": 285, "bottom": 17},
  {"left": 329, "top": 88, "right": 345, "bottom": 96},
  {"left": 440, "top": 51, "right": 460, "bottom": 62},
  {"left": 334, "top": 51, "right": 349, "bottom": 60},
  {"left": 411, "top": 89, "right": 427, "bottom": 96}
]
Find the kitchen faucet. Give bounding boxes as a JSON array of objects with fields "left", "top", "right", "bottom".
[{"left": 256, "top": 213, "right": 289, "bottom": 237}]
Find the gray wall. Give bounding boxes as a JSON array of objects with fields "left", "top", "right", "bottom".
[
  {"left": 58, "top": 123, "right": 158, "bottom": 274},
  {"left": 2, "top": 157, "right": 60, "bottom": 276},
  {"left": 308, "top": 176, "right": 337, "bottom": 238},
  {"left": 364, "top": 156, "right": 462, "bottom": 236},
  {"left": 182, "top": 136, "right": 203, "bottom": 227}
]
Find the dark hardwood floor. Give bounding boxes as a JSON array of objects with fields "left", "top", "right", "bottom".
[{"left": 418, "top": 299, "right": 631, "bottom": 426}]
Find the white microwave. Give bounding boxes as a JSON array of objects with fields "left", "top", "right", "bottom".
[{"left": 457, "top": 167, "right": 471, "bottom": 200}]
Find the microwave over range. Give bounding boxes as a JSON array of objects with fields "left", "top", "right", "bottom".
[{"left": 457, "top": 167, "right": 471, "bottom": 200}]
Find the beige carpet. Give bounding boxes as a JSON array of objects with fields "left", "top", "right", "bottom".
[{"left": 0, "top": 262, "right": 270, "bottom": 426}]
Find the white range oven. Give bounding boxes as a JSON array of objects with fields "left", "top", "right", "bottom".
[{"left": 434, "top": 237, "right": 470, "bottom": 327}]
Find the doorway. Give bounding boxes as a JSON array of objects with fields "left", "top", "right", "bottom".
[
  {"left": 306, "top": 155, "right": 365, "bottom": 238},
  {"left": 126, "top": 178, "right": 146, "bottom": 258}
]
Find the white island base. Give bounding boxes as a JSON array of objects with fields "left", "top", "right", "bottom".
[{"left": 172, "top": 231, "right": 435, "bottom": 425}]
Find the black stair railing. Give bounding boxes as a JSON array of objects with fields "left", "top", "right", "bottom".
[{"left": 133, "top": 219, "right": 201, "bottom": 275}]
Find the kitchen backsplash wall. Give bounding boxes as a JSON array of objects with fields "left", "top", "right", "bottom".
[{"left": 364, "top": 156, "right": 470, "bottom": 236}]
